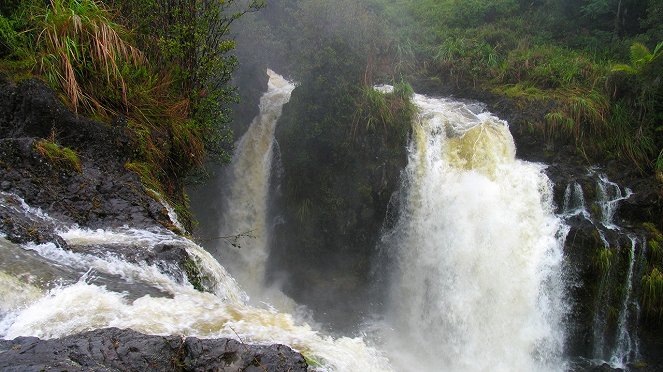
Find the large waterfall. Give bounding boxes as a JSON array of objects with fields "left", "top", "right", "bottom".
[
  {"left": 214, "top": 70, "right": 295, "bottom": 301},
  {"left": 379, "top": 91, "right": 567, "bottom": 372}
]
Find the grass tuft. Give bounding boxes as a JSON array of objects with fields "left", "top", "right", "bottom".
[
  {"left": 34, "top": 137, "right": 81, "bottom": 172},
  {"left": 37, "top": 0, "right": 143, "bottom": 114},
  {"left": 594, "top": 246, "right": 614, "bottom": 274},
  {"left": 642, "top": 267, "right": 663, "bottom": 321}
]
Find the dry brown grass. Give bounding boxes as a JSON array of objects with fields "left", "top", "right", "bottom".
[{"left": 37, "top": 0, "right": 143, "bottom": 113}]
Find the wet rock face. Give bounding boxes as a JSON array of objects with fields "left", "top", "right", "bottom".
[
  {"left": 0, "top": 328, "right": 307, "bottom": 372},
  {"left": 0, "top": 191, "right": 67, "bottom": 247},
  {"left": 0, "top": 76, "right": 172, "bottom": 230}
]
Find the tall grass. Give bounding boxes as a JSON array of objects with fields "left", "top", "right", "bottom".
[
  {"left": 37, "top": 0, "right": 142, "bottom": 113},
  {"left": 642, "top": 268, "right": 663, "bottom": 321},
  {"left": 352, "top": 82, "right": 415, "bottom": 143}
]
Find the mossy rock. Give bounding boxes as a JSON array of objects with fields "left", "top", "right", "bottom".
[
  {"left": 183, "top": 258, "right": 207, "bottom": 292},
  {"left": 34, "top": 139, "right": 81, "bottom": 173}
]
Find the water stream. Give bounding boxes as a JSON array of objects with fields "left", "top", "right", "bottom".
[
  {"left": 0, "top": 71, "right": 393, "bottom": 372},
  {"left": 213, "top": 69, "right": 295, "bottom": 302},
  {"left": 0, "top": 214, "right": 393, "bottom": 371},
  {"left": 560, "top": 170, "right": 641, "bottom": 368}
]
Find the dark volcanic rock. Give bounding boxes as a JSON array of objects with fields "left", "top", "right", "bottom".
[
  {"left": 0, "top": 76, "right": 171, "bottom": 231},
  {"left": 0, "top": 328, "right": 307, "bottom": 372},
  {"left": 0, "top": 191, "right": 67, "bottom": 247}
]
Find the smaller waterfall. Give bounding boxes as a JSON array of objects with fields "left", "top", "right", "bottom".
[
  {"left": 560, "top": 172, "right": 643, "bottom": 367},
  {"left": 562, "top": 182, "right": 589, "bottom": 219},
  {"left": 609, "top": 236, "right": 642, "bottom": 367},
  {"left": 591, "top": 234, "right": 644, "bottom": 368},
  {"left": 595, "top": 173, "right": 633, "bottom": 230},
  {"left": 215, "top": 70, "right": 295, "bottom": 300}
]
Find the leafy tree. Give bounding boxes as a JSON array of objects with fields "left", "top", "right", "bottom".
[{"left": 107, "top": 0, "right": 265, "bottom": 164}]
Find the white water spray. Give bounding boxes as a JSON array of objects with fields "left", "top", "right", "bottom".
[
  {"left": 0, "top": 223, "right": 393, "bottom": 371},
  {"left": 382, "top": 91, "right": 566, "bottom": 372},
  {"left": 216, "top": 69, "right": 295, "bottom": 299},
  {"left": 562, "top": 182, "right": 590, "bottom": 219},
  {"left": 609, "top": 236, "right": 642, "bottom": 367},
  {"left": 0, "top": 73, "right": 393, "bottom": 370},
  {"left": 595, "top": 172, "right": 632, "bottom": 230}
]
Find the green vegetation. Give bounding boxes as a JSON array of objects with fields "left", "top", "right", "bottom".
[
  {"left": 642, "top": 267, "right": 663, "bottom": 321},
  {"left": 303, "top": 354, "right": 324, "bottom": 368},
  {"left": 594, "top": 246, "right": 614, "bottom": 274},
  {"left": 642, "top": 222, "right": 663, "bottom": 322},
  {"left": 239, "top": 0, "right": 662, "bottom": 174},
  {"left": 353, "top": 82, "right": 415, "bottom": 143},
  {"left": 34, "top": 138, "right": 82, "bottom": 173},
  {"left": 37, "top": 0, "right": 142, "bottom": 113},
  {"left": 358, "top": 0, "right": 663, "bottom": 172},
  {"left": 183, "top": 257, "right": 207, "bottom": 292},
  {"left": 1, "top": 0, "right": 261, "bottom": 230}
]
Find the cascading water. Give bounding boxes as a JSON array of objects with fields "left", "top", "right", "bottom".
[
  {"left": 0, "top": 193, "right": 393, "bottom": 371},
  {"left": 379, "top": 90, "right": 567, "bottom": 372},
  {"left": 0, "top": 70, "right": 394, "bottom": 370},
  {"left": 562, "top": 181, "right": 590, "bottom": 219},
  {"left": 609, "top": 236, "right": 642, "bottom": 367},
  {"left": 596, "top": 172, "right": 633, "bottom": 230},
  {"left": 214, "top": 69, "right": 295, "bottom": 300},
  {"left": 559, "top": 171, "right": 643, "bottom": 368}
]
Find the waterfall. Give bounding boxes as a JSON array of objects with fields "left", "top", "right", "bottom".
[
  {"left": 380, "top": 91, "right": 566, "bottom": 372},
  {"left": 609, "top": 236, "right": 641, "bottom": 367},
  {"left": 559, "top": 170, "right": 643, "bottom": 367},
  {"left": 596, "top": 172, "right": 632, "bottom": 230},
  {"left": 214, "top": 69, "right": 295, "bottom": 300},
  {"left": 562, "top": 181, "right": 589, "bottom": 219},
  {"left": 0, "top": 66, "right": 393, "bottom": 370}
]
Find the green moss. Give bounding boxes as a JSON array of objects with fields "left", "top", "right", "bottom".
[
  {"left": 183, "top": 258, "right": 206, "bottom": 292},
  {"left": 303, "top": 354, "right": 324, "bottom": 368},
  {"left": 594, "top": 246, "right": 614, "bottom": 274},
  {"left": 34, "top": 139, "right": 81, "bottom": 173},
  {"left": 125, "top": 161, "right": 162, "bottom": 194},
  {"left": 493, "top": 83, "right": 549, "bottom": 102},
  {"left": 642, "top": 267, "right": 663, "bottom": 321},
  {"left": 631, "top": 361, "right": 649, "bottom": 369}
]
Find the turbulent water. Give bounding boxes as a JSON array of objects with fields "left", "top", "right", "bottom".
[
  {"left": 0, "top": 71, "right": 393, "bottom": 372},
  {"left": 2, "top": 72, "right": 649, "bottom": 371},
  {"left": 378, "top": 90, "right": 567, "bottom": 372},
  {"left": 213, "top": 69, "right": 295, "bottom": 301},
  {"left": 0, "top": 201, "right": 392, "bottom": 371}
]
